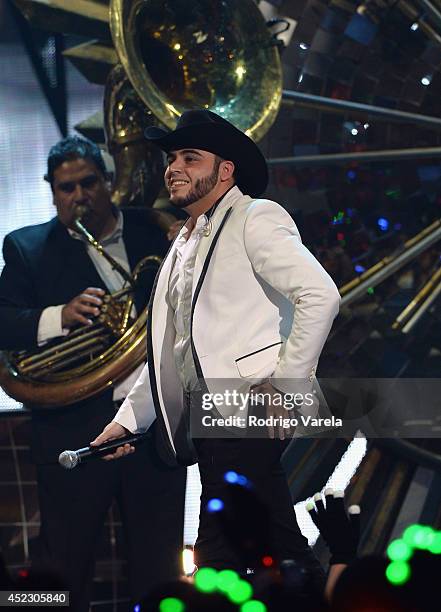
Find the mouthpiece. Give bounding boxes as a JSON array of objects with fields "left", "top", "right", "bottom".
[{"left": 74, "top": 204, "right": 89, "bottom": 219}]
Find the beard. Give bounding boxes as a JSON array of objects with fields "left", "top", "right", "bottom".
[{"left": 169, "top": 158, "right": 221, "bottom": 208}]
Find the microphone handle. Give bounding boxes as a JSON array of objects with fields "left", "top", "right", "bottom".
[{"left": 82, "top": 433, "right": 149, "bottom": 458}]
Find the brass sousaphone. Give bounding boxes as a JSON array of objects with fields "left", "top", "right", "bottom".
[
  {"left": 110, "top": 0, "right": 282, "bottom": 139},
  {"left": 0, "top": 0, "right": 282, "bottom": 407}
]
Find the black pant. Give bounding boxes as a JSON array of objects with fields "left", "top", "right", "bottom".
[
  {"left": 193, "top": 436, "right": 324, "bottom": 583},
  {"left": 35, "top": 432, "right": 186, "bottom": 611}
]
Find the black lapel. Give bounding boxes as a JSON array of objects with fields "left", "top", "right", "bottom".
[
  {"left": 146, "top": 239, "right": 179, "bottom": 464},
  {"left": 190, "top": 207, "right": 233, "bottom": 389}
]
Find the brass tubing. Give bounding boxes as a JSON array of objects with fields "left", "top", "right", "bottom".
[
  {"left": 121, "top": 296, "right": 134, "bottom": 332},
  {"left": 50, "top": 307, "right": 149, "bottom": 381},
  {"left": 74, "top": 214, "right": 134, "bottom": 287},
  {"left": 132, "top": 255, "right": 163, "bottom": 279},
  {"left": 19, "top": 333, "right": 109, "bottom": 374},
  {"left": 392, "top": 267, "right": 441, "bottom": 330},
  {"left": 17, "top": 325, "right": 105, "bottom": 367},
  {"left": 362, "top": 461, "right": 412, "bottom": 555},
  {"left": 110, "top": 287, "right": 131, "bottom": 300},
  {"left": 339, "top": 220, "right": 441, "bottom": 306},
  {"left": 57, "top": 320, "right": 102, "bottom": 339},
  {"left": 402, "top": 282, "right": 441, "bottom": 334},
  {"left": 46, "top": 342, "right": 109, "bottom": 373}
]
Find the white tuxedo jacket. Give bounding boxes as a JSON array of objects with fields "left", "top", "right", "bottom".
[{"left": 115, "top": 186, "right": 340, "bottom": 464}]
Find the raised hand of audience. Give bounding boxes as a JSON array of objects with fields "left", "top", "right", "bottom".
[{"left": 307, "top": 489, "right": 361, "bottom": 565}]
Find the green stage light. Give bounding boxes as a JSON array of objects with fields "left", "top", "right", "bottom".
[
  {"left": 227, "top": 579, "right": 253, "bottom": 604},
  {"left": 412, "top": 526, "right": 434, "bottom": 550},
  {"left": 402, "top": 524, "right": 421, "bottom": 547},
  {"left": 159, "top": 597, "right": 185, "bottom": 612},
  {"left": 428, "top": 532, "right": 441, "bottom": 554},
  {"left": 241, "top": 600, "right": 267, "bottom": 612},
  {"left": 386, "top": 561, "right": 411, "bottom": 586},
  {"left": 194, "top": 567, "right": 218, "bottom": 593},
  {"left": 387, "top": 539, "right": 412, "bottom": 562},
  {"left": 216, "top": 569, "right": 240, "bottom": 592}
]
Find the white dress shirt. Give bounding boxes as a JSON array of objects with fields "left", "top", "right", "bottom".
[
  {"left": 169, "top": 214, "right": 209, "bottom": 392},
  {"left": 37, "top": 211, "right": 143, "bottom": 401}
]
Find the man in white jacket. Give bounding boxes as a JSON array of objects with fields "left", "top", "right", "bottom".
[{"left": 92, "top": 110, "right": 340, "bottom": 578}]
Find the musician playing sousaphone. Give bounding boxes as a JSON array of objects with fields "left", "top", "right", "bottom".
[{"left": 0, "top": 136, "right": 186, "bottom": 611}]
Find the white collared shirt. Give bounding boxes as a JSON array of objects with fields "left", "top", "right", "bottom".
[
  {"left": 37, "top": 211, "right": 143, "bottom": 401},
  {"left": 168, "top": 214, "right": 209, "bottom": 391}
]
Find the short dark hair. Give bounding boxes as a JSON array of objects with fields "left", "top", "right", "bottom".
[
  {"left": 214, "top": 154, "right": 236, "bottom": 180},
  {"left": 45, "top": 136, "right": 106, "bottom": 186}
]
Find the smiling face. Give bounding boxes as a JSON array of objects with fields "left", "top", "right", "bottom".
[
  {"left": 51, "top": 157, "right": 115, "bottom": 238},
  {"left": 164, "top": 149, "right": 235, "bottom": 209}
]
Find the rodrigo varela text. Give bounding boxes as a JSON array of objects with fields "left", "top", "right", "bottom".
[{"left": 201, "top": 414, "right": 342, "bottom": 428}]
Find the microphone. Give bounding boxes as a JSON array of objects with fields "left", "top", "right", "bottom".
[{"left": 58, "top": 433, "right": 149, "bottom": 470}]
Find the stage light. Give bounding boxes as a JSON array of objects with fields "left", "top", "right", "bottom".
[
  {"left": 402, "top": 524, "right": 421, "bottom": 547},
  {"left": 207, "top": 498, "right": 224, "bottom": 512},
  {"left": 355, "top": 265, "right": 365, "bottom": 273},
  {"left": 332, "top": 211, "right": 345, "bottom": 224},
  {"left": 386, "top": 524, "right": 441, "bottom": 587},
  {"left": 194, "top": 567, "right": 218, "bottom": 593},
  {"left": 347, "top": 170, "right": 357, "bottom": 180},
  {"left": 236, "top": 65, "right": 247, "bottom": 81},
  {"left": 299, "top": 42, "right": 308, "bottom": 49},
  {"left": 216, "top": 569, "right": 240, "bottom": 592},
  {"left": 411, "top": 22, "right": 419, "bottom": 31},
  {"left": 387, "top": 539, "right": 412, "bottom": 562},
  {"left": 182, "top": 547, "right": 196, "bottom": 576},
  {"left": 262, "top": 555, "right": 274, "bottom": 567},
  {"left": 224, "top": 470, "right": 249, "bottom": 486},
  {"left": 298, "top": 73, "right": 303, "bottom": 83},
  {"left": 421, "top": 76, "right": 431, "bottom": 86},
  {"left": 236, "top": 474, "right": 249, "bottom": 486},
  {"left": 412, "top": 525, "right": 434, "bottom": 549},
  {"left": 364, "top": 123, "right": 369, "bottom": 129},
  {"left": 428, "top": 532, "right": 441, "bottom": 554},
  {"left": 386, "top": 560, "right": 411, "bottom": 585},
  {"left": 159, "top": 598, "right": 185, "bottom": 612},
  {"left": 351, "top": 128, "right": 358, "bottom": 136},
  {"left": 133, "top": 605, "right": 141, "bottom": 612},
  {"left": 227, "top": 580, "right": 253, "bottom": 604},
  {"left": 377, "top": 217, "right": 389, "bottom": 231},
  {"left": 241, "top": 601, "right": 267, "bottom": 612}
]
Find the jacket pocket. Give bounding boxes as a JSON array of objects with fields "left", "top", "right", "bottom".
[{"left": 235, "top": 341, "right": 283, "bottom": 378}]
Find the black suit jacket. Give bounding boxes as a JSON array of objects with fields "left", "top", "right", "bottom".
[{"left": 0, "top": 208, "right": 169, "bottom": 463}]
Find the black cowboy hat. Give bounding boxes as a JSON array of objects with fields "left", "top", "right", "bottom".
[{"left": 144, "top": 110, "right": 268, "bottom": 197}]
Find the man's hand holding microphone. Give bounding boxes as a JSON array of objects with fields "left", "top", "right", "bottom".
[{"left": 89, "top": 422, "right": 136, "bottom": 461}]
